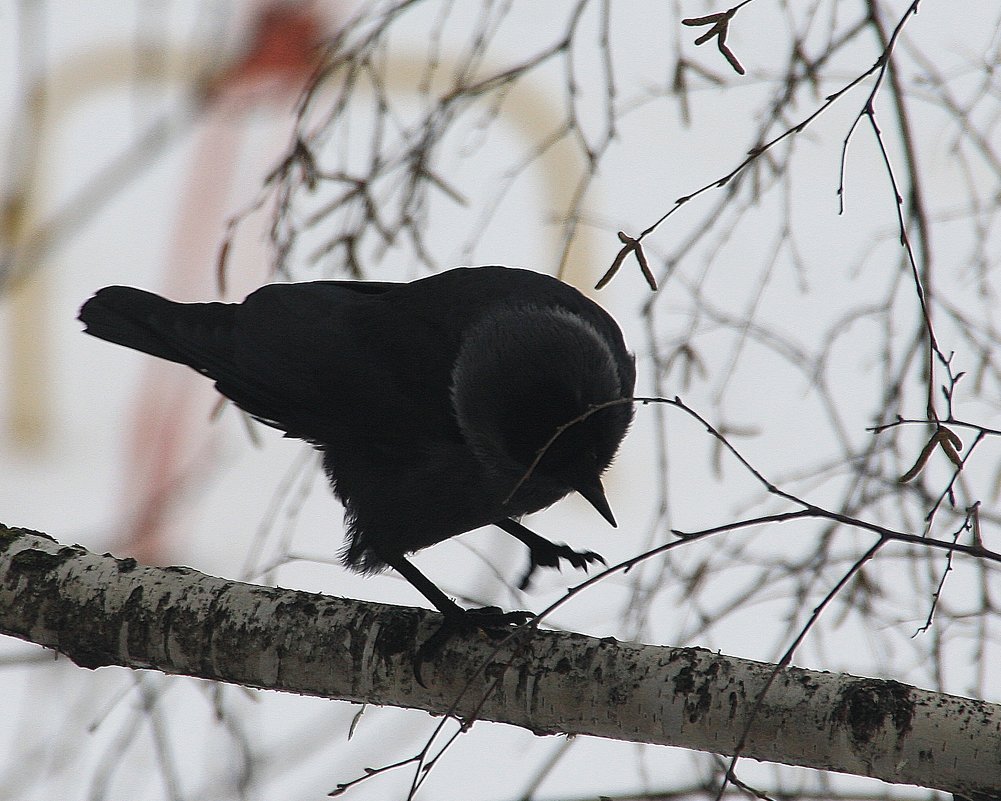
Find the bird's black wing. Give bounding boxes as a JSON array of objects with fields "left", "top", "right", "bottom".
[{"left": 79, "top": 280, "right": 444, "bottom": 448}]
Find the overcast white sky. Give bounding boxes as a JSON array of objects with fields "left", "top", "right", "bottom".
[{"left": 2, "top": 2, "right": 1000, "bottom": 799}]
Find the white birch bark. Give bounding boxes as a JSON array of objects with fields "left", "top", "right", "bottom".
[{"left": 1, "top": 524, "right": 998, "bottom": 797}]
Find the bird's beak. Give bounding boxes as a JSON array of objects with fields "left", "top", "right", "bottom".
[{"left": 575, "top": 476, "right": 617, "bottom": 527}]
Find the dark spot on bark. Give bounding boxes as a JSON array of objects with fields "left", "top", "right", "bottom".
[
  {"left": 673, "top": 664, "right": 695, "bottom": 695},
  {"left": 835, "top": 678, "right": 915, "bottom": 744},
  {"left": 290, "top": 598, "right": 318, "bottom": 618},
  {"left": 671, "top": 656, "right": 721, "bottom": 722},
  {"left": 485, "top": 661, "right": 509, "bottom": 680},
  {"left": 0, "top": 526, "right": 57, "bottom": 554},
  {"left": 123, "top": 585, "right": 145, "bottom": 613},
  {"left": 607, "top": 684, "right": 629, "bottom": 705},
  {"left": 64, "top": 642, "right": 117, "bottom": 670},
  {"left": 373, "top": 610, "right": 416, "bottom": 658},
  {"left": 11, "top": 548, "right": 68, "bottom": 573},
  {"left": 687, "top": 675, "right": 713, "bottom": 722}
]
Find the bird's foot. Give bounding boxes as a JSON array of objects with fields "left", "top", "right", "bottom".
[
  {"left": 518, "top": 540, "right": 606, "bottom": 590},
  {"left": 457, "top": 605, "right": 534, "bottom": 629},
  {"left": 414, "top": 606, "right": 533, "bottom": 687}
]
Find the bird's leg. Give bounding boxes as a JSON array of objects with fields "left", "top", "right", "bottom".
[
  {"left": 379, "top": 550, "right": 465, "bottom": 618},
  {"left": 377, "top": 550, "right": 531, "bottom": 686},
  {"left": 494, "top": 518, "right": 606, "bottom": 590},
  {"left": 379, "top": 550, "right": 531, "bottom": 625}
]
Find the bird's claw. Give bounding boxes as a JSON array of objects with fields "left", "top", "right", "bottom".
[
  {"left": 414, "top": 606, "right": 532, "bottom": 687},
  {"left": 458, "top": 606, "right": 534, "bottom": 628},
  {"left": 518, "top": 542, "right": 606, "bottom": 590}
]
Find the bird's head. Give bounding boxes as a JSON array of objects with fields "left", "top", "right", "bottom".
[{"left": 451, "top": 304, "right": 634, "bottom": 523}]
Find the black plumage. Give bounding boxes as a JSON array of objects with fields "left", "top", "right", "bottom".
[{"left": 79, "top": 266, "right": 635, "bottom": 621}]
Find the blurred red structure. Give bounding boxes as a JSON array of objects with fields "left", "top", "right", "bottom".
[{"left": 120, "top": 2, "right": 329, "bottom": 564}]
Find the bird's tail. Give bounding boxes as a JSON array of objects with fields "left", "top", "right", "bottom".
[{"left": 78, "top": 286, "right": 235, "bottom": 371}]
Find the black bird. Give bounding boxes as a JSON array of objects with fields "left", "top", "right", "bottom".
[{"left": 79, "top": 266, "right": 635, "bottom": 626}]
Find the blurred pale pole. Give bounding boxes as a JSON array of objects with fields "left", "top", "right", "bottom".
[
  {"left": 0, "top": 2, "right": 331, "bottom": 562},
  {"left": 1, "top": 4, "right": 210, "bottom": 449}
]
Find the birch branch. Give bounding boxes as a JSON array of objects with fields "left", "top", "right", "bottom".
[{"left": 1, "top": 524, "right": 998, "bottom": 796}]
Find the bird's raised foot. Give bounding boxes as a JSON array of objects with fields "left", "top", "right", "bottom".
[{"left": 518, "top": 540, "right": 606, "bottom": 590}]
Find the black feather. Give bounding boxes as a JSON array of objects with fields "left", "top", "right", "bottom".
[{"left": 79, "top": 266, "right": 635, "bottom": 619}]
